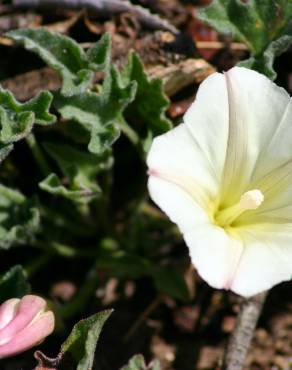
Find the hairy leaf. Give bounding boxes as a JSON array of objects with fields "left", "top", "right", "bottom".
[
  {"left": 7, "top": 29, "right": 111, "bottom": 96},
  {"left": 60, "top": 310, "right": 112, "bottom": 370},
  {"left": 39, "top": 143, "right": 112, "bottom": 202},
  {"left": 55, "top": 66, "right": 136, "bottom": 153},
  {"left": 238, "top": 34, "right": 292, "bottom": 79},
  {"left": 0, "top": 265, "right": 30, "bottom": 302},
  {"left": 0, "top": 88, "right": 55, "bottom": 145},
  {"left": 122, "top": 52, "right": 171, "bottom": 150},
  {"left": 198, "top": 0, "right": 292, "bottom": 79},
  {"left": 0, "top": 184, "right": 40, "bottom": 249}
]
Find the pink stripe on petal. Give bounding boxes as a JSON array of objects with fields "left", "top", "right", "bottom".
[{"left": 0, "top": 311, "right": 54, "bottom": 359}]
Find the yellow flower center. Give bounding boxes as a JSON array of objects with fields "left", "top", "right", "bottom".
[{"left": 215, "top": 189, "right": 264, "bottom": 227}]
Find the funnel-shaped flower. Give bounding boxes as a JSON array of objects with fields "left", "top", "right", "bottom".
[
  {"left": 147, "top": 67, "right": 292, "bottom": 297},
  {"left": 0, "top": 295, "right": 54, "bottom": 358}
]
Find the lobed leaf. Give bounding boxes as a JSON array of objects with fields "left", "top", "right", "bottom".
[
  {"left": 39, "top": 142, "right": 113, "bottom": 203},
  {"left": 0, "top": 184, "right": 40, "bottom": 249},
  {"left": 198, "top": 0, "right": 292, "bottom": 79},
  {"left": 7, "top": 29, "right": 111, "bottom": 96},
  {"left": 0, "top": 88, "right": 55, "bottom": 145},
  {"left": 238, "top": 34, "right": 292, "bottom": 80},
  {"left": 54, "top": 66, "right": 136, "bottom": 153},
  {"left": 122, "top": 52, "right": 172, "bottom": 150}
]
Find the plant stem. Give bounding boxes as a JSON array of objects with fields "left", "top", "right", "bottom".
[
  {"left": 222, "top": 291, "right": 268, "bottom": 370},
  {"left": 118, "top": 115, "right": 140, "bottom": 146},
  {"left": 26, "top": 133, "right": 51, "bottom": 176}
]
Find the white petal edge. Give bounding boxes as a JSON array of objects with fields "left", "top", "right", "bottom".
[
  {"left": 230, "top": 224, "right": 292, "bottom": 297},
  {"left": 147, "top": 123, "right": 219, "bottom": 209},
  {"left": 148, "top": 176, "right": 210, "bottom": 234},
  {"left": 184, "top": 225, "right": 244, "bottom": 292}
]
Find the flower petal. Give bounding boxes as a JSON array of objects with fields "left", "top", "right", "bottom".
[
  {"left": 147, "top": 123, "right": 219, "bottom": 212},
  {"left": 0, "top": 310, "right": 54, "bottom": 359},
  {"left": 184, "top": 225, "right": 243, "bottom": 291},
  {"left": 221, "top": 67, "right": 291, "bottom": 206},
  {"left": 0, "top": 295, "right": 47, "bottom": 345},
  {"left": 237, "top": 158, "right": 292, "bottom": 225},
  {"left": 0, "top": 299, "right": 19, "bottom": 331},
  {"left": 183, "top": 72, "right": 229, "bottom": 185},
  {"left": 230, "top": 224, "right": 292, "bottom": 297},
  {"left": 148, "top": 176, "right": 209, "bottom": 234}
]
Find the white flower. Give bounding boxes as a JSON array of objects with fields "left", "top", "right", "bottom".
[{"left": 147, "top": 67, "right": 292, "bottom": 297}]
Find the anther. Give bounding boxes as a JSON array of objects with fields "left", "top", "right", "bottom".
[
  {"left": 239, "top": 189, "right": 264, "bottom": 210},
  {"left": 216, "top": 189, "right": 264, "bottom": 227}
]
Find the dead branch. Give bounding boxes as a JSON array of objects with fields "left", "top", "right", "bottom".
[
  {"left": 196, "top": 41, "right": 248, "bottom": 51},
  {"left": 149, "top": 58, "right": 215, "bottom": 96},
  {"left": 13, "top": 0, "right": 178, "bottom": 34}
]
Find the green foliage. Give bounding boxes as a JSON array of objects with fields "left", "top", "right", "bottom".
[
  {"left": 0, "top": 26, "right": 190, "bottom": 366},
  {"left": 122, "top": 52, "right": 172, "bottom": 150},
  {"left": 39, "top": 143, "right": 112, "bottom": 203},
  {"left": 0, "top": 88, "right": 55, "bottom": 145},
  {"left": 121, "top": 354, "right": 161, "bottom": 370},
  {"left": 96, "top": 249, "right": 152, "bottom": 279},
  {"left": 7, "top": 29, "right": 111, "bottom": 96},
  {"left": 0, "top": 185, "right": 39, "bottom": 249},
  {"left": 0, "top": 265, "right": 30, "bottom": 302},
  {"left": 152, "top": 266, "right": 190, "bottom": 302},
  {"left": 54, "top": 66, "right": 136, "bottom": 153},
  {"left": 60, "top": 310, "right": 112, "bottom": 370},
  {"left": 198, "top": 0, "right": 292, "bottom": 79}
]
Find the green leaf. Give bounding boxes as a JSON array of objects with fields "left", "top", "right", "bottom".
[
  {"left": 86, "top": 33, "right": 111, "bottom": 71},
  {"left": 0, "top": 144, "right": 13, "bottom": 163},
  {"left": 0, "top": 184, "right": 40, "bottom": 249},
  {"left": 0, "top": 265, "right": 30, "bottom": 302},
  {"left": 54, "top": 66, "right": 136, "bottom": 153},
  {"left": 39, "top": 142, "right": 112, "bottom": 203},
  {"left": 96, "top": 250, "right": 152, "bottom": 279},
  {"left": 152, "top": 266, "right": 190, "bottom": 301},
  {"left": 7, "top": 29, "right": 111, "bottom": 96},
  {"left": 238, "top": 34, "right": 292, "bottom": 80},
  {"left": 122, "top": 52, "right": 172, "bottom": 149},
  {"left": 121, "top": 355, "right": 161, "bottom": 370},
  {"left": 198, "top": 0, "right": 292, "bottom": 79},
  {"left": 40, "top": 173, "right": 98, "bottom": 203},
  {"left": 0, "top": 88, "right": 55, "bottom": 145},
  {"left": 60, "top": 310, "right": 112, "bottom": 370}
]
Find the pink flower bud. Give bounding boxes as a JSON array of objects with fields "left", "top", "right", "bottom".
[{"left": 0, "top": 295, "right": 55, "bottom": 359}]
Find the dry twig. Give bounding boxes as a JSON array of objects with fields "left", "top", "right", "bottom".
[
  {"left": 13, "top": 0, "right": 178, "bottom": 33},
  {"left": 149, "top": 58, "right": 215, "bottom": 96}
]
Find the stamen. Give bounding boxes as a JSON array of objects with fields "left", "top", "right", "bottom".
[
  {"left": 239, "top": 190, "right": 264, "bottom": 210},
  {"left": 216, "top": 189, "right": 264, "bottom": 227}
]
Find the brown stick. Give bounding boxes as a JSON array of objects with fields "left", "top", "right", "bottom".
[
  {"left": 196, "top": 41, "right": 248, "bottom": 51},
  {"left": 222, "top": 291, "right": 268, "bottom": 370},
  {"left": 13, "top": 0, "right": 178, "bottom": 33}
]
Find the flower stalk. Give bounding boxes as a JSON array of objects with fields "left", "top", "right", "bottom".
[{"left": 222, "top": 291, "right": 268, "bottom": 370}]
